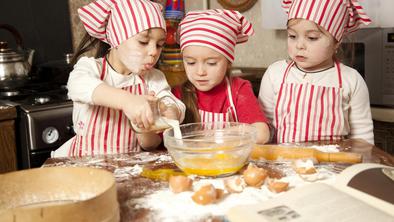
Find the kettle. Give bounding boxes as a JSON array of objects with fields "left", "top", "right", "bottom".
[{"left": 0, "top": 24, "right": 35, "bottom": 90}]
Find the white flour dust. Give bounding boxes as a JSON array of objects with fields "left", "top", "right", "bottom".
[{"left": 134, "top": 167, "right": 336, "bottom": 222}]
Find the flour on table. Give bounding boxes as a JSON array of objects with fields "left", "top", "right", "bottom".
[
  {"left": 310, "top": 144, "right": 340, "bottom": 153},
  {"left": 114, "top": 164, "right": 143, "bottom": 178},
  {"left": 133, "top": 166, "right": 336, "bottom": 222}
]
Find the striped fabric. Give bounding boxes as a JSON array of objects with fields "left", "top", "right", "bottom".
[
  {"left": 282, "top": 0, "right": 371, "bottom": 41},
  {"left": 274, "top": 61, "right": 345, "bottom": 143},
  {"left": 199, "top": 78, "right": 239, "bottom": 123},
  {"left": 178, "top": 9, "right": 254, "bottom": 63},
  {"left": 78, "top": 0, "right": 166, "bottom": 48},
  {"left": 68, "top": 57, "right": 145, "bottom": 157}
]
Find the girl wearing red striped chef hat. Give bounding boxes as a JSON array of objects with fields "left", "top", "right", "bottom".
[
  {"left": 173, "top": 9, "right": 271, "bottom": 144},
  {"left": 54, "top": 0, "right": 185, "bottom": 157},
  {"left": 259, "top": 0, "right": 374, "bottom": 144}
]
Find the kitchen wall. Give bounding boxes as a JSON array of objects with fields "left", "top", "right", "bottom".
[{"left": 68, "top": 0, "right": 288, "bottom": 68}]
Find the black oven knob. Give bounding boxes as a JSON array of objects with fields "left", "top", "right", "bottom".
[
  {"left": 42, "top": 127, "right": 60, "bottom": 144},
  {"left": 66, "top": 124, "right": 75, "bottom": 135}
]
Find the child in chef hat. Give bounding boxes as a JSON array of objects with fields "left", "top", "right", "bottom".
[
  {"left": 173, "top": 9, "right": 271, "bottom": 144},
  {"left": 258, "top": 0, "right": 374, "bottom": 144},
  {"left": 54, "top": 0, "right": 185, "bottom": 157}
]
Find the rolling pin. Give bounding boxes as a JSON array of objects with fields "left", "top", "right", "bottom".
[{"left": 251, "top": 145, "right": 362, "bottom": 164}]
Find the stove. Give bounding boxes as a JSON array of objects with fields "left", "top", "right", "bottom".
[{"left": 1, "top": 80, "right": 74, "bottom": 169}]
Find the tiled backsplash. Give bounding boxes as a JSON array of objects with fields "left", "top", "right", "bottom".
[{"left": 68, "top": 0, "right": 288, "bottom": 68}]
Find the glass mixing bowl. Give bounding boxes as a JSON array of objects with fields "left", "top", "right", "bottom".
[{"left": 163, "top": 122, "right": 257, "bottom": 177}]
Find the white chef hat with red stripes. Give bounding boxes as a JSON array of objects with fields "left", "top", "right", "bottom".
[
  {"left": 78, "top": 0, "right": 166, "bottom": 48},
  {"left": 178, "top": 9, "right": 254, "bottom": 63},
  {"left": 282, "top": 0, "right": 371, "bottom": 41}
]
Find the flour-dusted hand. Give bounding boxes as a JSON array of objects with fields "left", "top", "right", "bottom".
[{"left": 123, "top": 94, "right": 157, "bottom": 130}]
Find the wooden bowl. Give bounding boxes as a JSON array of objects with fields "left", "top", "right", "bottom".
[{"left": 0, "top": 167, "right": 119, "bottom": 222}]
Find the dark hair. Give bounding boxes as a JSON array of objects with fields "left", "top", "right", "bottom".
[
  {"left": 180, "top": 80, "right": 200, "bottom": 123},
  {"left": 71, "top": 32, "right": 110, "bottom": 65}
]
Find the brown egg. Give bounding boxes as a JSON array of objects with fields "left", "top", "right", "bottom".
[
  {"left": 191, "top": 184, "right": 217, "bottom": 205},
  {"left": 169, "top": 175, "right": 193, "bottom": 193},
  {"left": 267, "top": 179, "right": 289, "bottom": 193},
  {"left": 224, "top": 176, "right": 245, "bottom": 193},
  {"left": 295, "top": 167, "right": 317, "bottom": 175},
  {"left": 243, "top": 163, "right": 268, "bottom": 187},
  {"left": 293, "top": 159, "right": 317, "bottom": 175}
]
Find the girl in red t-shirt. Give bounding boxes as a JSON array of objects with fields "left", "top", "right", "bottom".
[{"left": 174, "top": 9, "right": 270, "bottom": 144}]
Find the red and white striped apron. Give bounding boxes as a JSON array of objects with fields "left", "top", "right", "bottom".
[
  {"left": 68, "top": 57, "right": 146, "bottom": 157},
  {"left": 274, "top": 60, "right": 345, "bottom": 143},
  {"left": 199, "top": 78, "right": 238, "bottom": 123}
]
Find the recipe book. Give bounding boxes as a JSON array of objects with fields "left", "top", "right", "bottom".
[{"left": 227, "top": 163, "right": 394, "bottom": 222}]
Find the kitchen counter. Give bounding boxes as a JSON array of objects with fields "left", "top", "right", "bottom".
[{"left": 42, "top": 139, "right": 393, "bottom": 221}]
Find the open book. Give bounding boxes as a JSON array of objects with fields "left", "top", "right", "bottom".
[{"left": 227, "top": 163, "right": 394, "bottom": 222}]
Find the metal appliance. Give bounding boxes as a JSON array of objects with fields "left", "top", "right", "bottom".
[
  {"left": 0, "top": 80, "right": 74, "bottom": 169},
  {"left": 342, "top": 28, "right": 394, "bottom": 107}
]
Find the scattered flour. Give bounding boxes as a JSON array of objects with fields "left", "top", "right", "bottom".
[
  {"left": 310, "top": 144, "right": 340, "bottom": 153},
  {"left": 113, "top": 164, "right": 143, "bottom": 178},
  {"left": 156, "top": 154, "right": 173, "bottom": 162},
  {"left": 134, "top": 167, "right": 336, "bottom": 221}
]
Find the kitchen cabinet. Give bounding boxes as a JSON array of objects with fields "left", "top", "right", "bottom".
[{"left": 0, "top": 104, "right": 17, "bottom": 173}]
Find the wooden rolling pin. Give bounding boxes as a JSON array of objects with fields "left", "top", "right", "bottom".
[{"left": 251, "top": 145, "right": 362, "bottom": 164}]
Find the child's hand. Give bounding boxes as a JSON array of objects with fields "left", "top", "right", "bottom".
[{"left": 122, "top": 94, "right": 156, "bottom": 129}]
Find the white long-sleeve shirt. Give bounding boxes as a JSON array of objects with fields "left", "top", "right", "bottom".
[
  {"left": 67, "top": 56, "right": 185, "bottom": 136},
  {"left": 258, "top": 60, "right": 374, "bottom": 144}
]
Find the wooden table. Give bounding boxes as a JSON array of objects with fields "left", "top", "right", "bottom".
[{"left": 42, "top": 139, "right": 393, "bottom": 221}]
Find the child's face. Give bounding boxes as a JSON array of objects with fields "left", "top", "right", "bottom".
[
  {"left": 182, "top": 45, "right": 229, "bottom": 92},
  {"left": 287, "top": 19, "right": 339, "bottom": 72},
  {"left": 115, "top": 28, "right": 166, "bottom": 75}
]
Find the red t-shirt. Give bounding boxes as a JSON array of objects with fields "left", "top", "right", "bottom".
[{"left": 173, "top": 77, "right": 268, "bottom": 124}]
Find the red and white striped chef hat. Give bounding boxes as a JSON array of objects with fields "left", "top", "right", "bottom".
[
  {"left": 78, "top": 0, "right": 166, "bottom": 48},
  {"left": 282, "top": 0, "right": 371, "bottom": 41},
  {"left": 178, "top": 9, "right": 254, "bottom": 63}
]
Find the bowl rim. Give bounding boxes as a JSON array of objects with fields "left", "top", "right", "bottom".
[{"left": 163, "top": 122, "right": 257, "bottom": 151}]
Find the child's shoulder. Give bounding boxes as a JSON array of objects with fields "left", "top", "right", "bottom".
[
  {"left": 74, "top": 56, "right": 103, "bottom": 68},
  {"left": 338, "top": 62, "right": 364, "bottom": 80},
  {"left": 263, "top": 60, "right": 289, "bottom": 77}
]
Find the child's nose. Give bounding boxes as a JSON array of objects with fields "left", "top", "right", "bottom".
[
  {"left": 196, "top": 65, "right": 206, "bottom": 76},
  {"left": 148, "top": 45, "right": 159, "bottom": 57},
  {"left": 296, "top": 39, "right": 305, "bottom": 49}
]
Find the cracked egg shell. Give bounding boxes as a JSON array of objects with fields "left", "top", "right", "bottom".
[
  {"left": 243, "top": 163, "right": 268, "bottom": 187},
  {"left": 191, "top": 184, "right": 218, "bottom": 205},
  {"left": 169, "top": 175, "right": 193, "bottom": 193},
  {"left": 224, "top": 176, "right": 245, "bottom": 193},
  {"left": 267, "top": 180, "right": 289, "bottom": 193}
]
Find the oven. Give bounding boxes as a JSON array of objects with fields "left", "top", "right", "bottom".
[
  {"left": 1, "top": 81, "right": 74, "bottom": 169},
  {"left": 17, "top": 101, "right": 74, "bottom": 169}
]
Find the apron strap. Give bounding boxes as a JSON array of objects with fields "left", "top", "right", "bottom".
[
  {"left": 100, "top": 57, "right": 107, "bottom": 80},
  {"left": 226, "top": 77, "right": 239, "bottom": 122},
  {"left": 335, "top": 60, "right": 342, "bottom": 88},
  {"left": 281, "top": 60, "right": 295, "bottom": 84}
]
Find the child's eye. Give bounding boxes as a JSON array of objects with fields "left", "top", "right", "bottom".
[
  {"left": 308, "top": 36, "right": 318, "bottom": 41},
  {"left": 288, "top": 34, "right": 296, "bottom": 39},
  {"left": 185, "top": 61, "right": 195, "bottom": 65},
  {"left": 139, "top": 41, "right": 149, "bottom": 45},
  {"left": 207, "top": 62, "right": 217, "bottom": 66}
]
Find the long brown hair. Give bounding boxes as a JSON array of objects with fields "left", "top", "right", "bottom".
[
  {"left": 71, "top": 32, "right": 110, "bottom": 65},
  {"left": 181, "top": 67, "right": 232, "bottom": 124}
]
